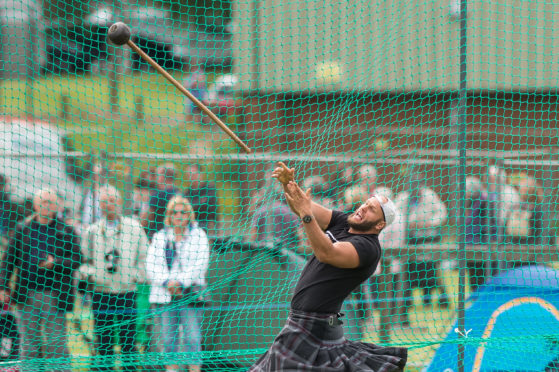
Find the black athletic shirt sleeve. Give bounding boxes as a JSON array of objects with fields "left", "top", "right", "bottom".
[
  {"left": 345, "top": 235, "right": 379, "bottom": 268},
  {"left": 325, "top": 210, "right": 379, "bottom": 268},
  {"left": 290, "top": 209, "right": 382, "bottom": 313}
]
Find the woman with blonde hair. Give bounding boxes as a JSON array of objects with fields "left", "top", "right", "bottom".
[{"left": 146, "top": 195, "right": 210, "bottom": 372}]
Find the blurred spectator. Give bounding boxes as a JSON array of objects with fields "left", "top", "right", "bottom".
[
  {"left": 358, "top": 165, "right": 378, "bottom": 195},
  {"left": 507, "top": 176, "right": 545, "bottom": 246},
  {"left": 148, "top": 166, "right": 158, "bottom": 184},
  {"left": 146, "top": 196, "right": 209, "bottom": 372},
  {"left": 79, "top": 185, "right": 148, "bottom": 371},
  {"left": 183, "top": 64, "right": 208, "bottom": 124},
  {"left": 395, "top": 173, "right": 449, "bottom": 325},
  {"left": 356, "top": 165, "right": 394, "bottom": 206},
  {"left": 328, "top": 165, "right": 356, "bottom": 201},
  {"left": 485, "top": 166, "right": 521, "bottom": 241},
  {"left": 250, "top": 185, "right": 301, "bottom": 253},
  {"left": 343, "top": 184, "right": 367, "bottom": 213},
  {"left": 133, "top": 172, "right": 157, "bottom": 218},
  {"left": 184, "top": 164, "right": 218, "bottom": 235},
  {"left": 0, "top": 189, "right": 81, "bottom": 372},
  {"left": 303, "top": 175, "right": 336, "bottom": 210},
  {"left": 0, "top": 174, "right": 23, "bottom": 243},
  {"left": 206, "top": 74, "right": 238, "bottom": 121},
  {"left": 465, "top": 176, "right": 492, "bottom": 291},
  {"left": 141, "top": 163, "right": 180, "bottom": 240},
  {"left": 80, "top": 163, "right": 108, "bottom": 227}
]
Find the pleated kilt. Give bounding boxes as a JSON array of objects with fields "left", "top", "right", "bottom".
[{"left": 248, "top": 310, "right": 407, "bottom": 372}]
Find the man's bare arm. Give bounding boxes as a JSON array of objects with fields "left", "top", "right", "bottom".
[
  {"left": 283, "top": 182, "right": 359, "bottom": 268},
  {"left": 310, "top": 201, "right": 332, "bottom": 230},
  {"left": 272, "top": 162, "right": 332, "bottom": 230}
]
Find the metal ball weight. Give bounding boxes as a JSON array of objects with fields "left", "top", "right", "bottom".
[{"left": 107, "top": 22, "right": 131, "bottom": 46}]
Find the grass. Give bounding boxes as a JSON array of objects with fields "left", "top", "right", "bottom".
[
  {"left": 361, "top": 267, "right": 464, "bottom": 371},
  {"left": 59, "top": 268, "right": 467, "bottom": 371},
  {"left": 0, "top": 71, "right": 244, "bottom": 218}
]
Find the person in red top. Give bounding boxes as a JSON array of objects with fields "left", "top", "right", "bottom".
[{"left": 249, "top": 162, "right": 407, "bottom": 372}]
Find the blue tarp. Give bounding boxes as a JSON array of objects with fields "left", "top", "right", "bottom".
[{"left": 426, "top": 265, "right": 559, "bottom": 372}]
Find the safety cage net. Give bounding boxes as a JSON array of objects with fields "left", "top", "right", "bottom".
[{"left": 0, "top": 0, "right": 558, "bottom": 370}]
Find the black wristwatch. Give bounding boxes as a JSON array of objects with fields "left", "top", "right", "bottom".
[{"left": 302, "top": 215, "right": 313, "bottom": 224}]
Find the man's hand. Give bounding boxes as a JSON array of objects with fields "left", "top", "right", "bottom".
[
  {"left": 39, "top": 255, "right": 55, "bottom": 270},
  {"left": 272, "top": 162, "right": 295, "bottom": 185},
  {"left": 284, "top": 181, "right": 313, "bottom": 218},
  {"left": 167, "top": 280, "right": 183, "bottom": 297}
]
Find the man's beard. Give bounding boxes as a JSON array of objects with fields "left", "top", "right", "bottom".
[{"left": 347, "top": 213, "right": 377, "bottom": 232}]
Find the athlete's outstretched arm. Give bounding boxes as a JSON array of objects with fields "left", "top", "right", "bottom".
[
  {"left": 271, "top": 162, "right": 332, "bottom": 230},
  {"left": 282, "top": 181, "right": 359, "bottom": 268}
]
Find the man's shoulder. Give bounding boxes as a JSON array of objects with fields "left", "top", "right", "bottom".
[
  {"left": 327, "top": 210, "right": 349, "bottom": 229},
  {"left": 191, "top": 224, "right": 209, "bottom": 240},
  {"left": 150, "top": 229, "right": 166, "bottom": 243},
  {"left": 121, "top": 216, "right": 144, "bottom": 230}
]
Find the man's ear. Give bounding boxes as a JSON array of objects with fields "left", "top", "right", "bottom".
[{"left": 375, "top": 220, "right": 386, "bottom": 231}]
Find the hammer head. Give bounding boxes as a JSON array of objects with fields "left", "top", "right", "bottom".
[{"left": 107, "top": 22, "right": 131, "bottom": 46}]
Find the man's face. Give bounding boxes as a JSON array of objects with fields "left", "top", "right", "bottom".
[
  {"left": 33, "top": 191, "right": 58, "bottom": 219},
  {"left": 92, "top": 165, "right": 103, "bottom": 184},
  {"left": 186, "top": 165, "right": 201, "bottom": 184},
  {"left": 100, "top": 191, "right": 121, "bottom": 217},
  {"left": 169, "top": 203, "right": 191, "bottom": 228},
  {"left": 156, "top": 171, "right": 167, "bottom": 188},
  {"left": 347, "top": 197, "right": 385, "bottom": 232}
]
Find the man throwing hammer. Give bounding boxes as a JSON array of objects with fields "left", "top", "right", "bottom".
[{"left": 249, "top": 162, "right": 407, "bottom": 372}]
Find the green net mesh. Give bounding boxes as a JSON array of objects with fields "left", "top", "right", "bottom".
[{"left": 1, "top": 0, "right": 558, "bottom": 370}]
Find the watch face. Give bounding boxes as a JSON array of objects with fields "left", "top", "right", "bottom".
[{"left": 302, "top": 215, "right": 312, "bottom": 223}]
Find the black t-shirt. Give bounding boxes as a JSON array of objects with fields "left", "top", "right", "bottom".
[
  {"left": 290, "top": 211, "right": 381, "bottom": 313},
  {"left": 148, "top": 187, "right": 178, "bottom": 237},
  {"left": 184, "top": 182, "right": 217, "bottom": 231}
]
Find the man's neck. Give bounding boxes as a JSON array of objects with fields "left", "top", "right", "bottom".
[
  {"left": 173, "top": 225, "right": 186, "bottom": 237},
  {"left": 348, "top": 227, "right": 380, "bottom": 235},
  {"left": 105, "top": 214, "right": 119, "bottom": 223}
]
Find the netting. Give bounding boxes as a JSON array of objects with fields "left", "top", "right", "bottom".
[{"left": 1, "top": 0, "right": 559, "bottom": 370}]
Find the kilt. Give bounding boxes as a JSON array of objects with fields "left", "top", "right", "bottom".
[{"left": 248, "top": 310, "right": 407, "bottom": 372}]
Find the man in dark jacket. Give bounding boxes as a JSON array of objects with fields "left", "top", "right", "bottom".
[
  {"left": 0, "top": 174, "right": 24, "bottom": 242},
  {"left": 184, "top": 164, "right": 218, "bottom": 235},
  {"left": 0, "top": 189, "right": 81, "bottom": 372}
]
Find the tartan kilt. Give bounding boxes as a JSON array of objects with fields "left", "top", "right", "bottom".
[{"left": 248, "top": 310, "right": 407, "bottom": 372}]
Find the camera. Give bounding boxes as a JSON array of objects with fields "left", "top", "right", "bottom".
[{"left": 104, "top": 250, "right": 120, "bottom": 274}]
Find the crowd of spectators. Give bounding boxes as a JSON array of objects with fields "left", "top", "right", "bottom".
[
  {"left": 0, "top": 161, "right": 216, "bottom": 371},
  {"left": 0, "top": 161, "right": 555, "bottom": 368}
]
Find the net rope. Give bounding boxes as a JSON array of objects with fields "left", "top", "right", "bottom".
[{"left": 0, "top": 0, "right": 558, "bottom": 371}]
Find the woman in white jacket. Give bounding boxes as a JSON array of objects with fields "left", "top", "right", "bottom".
[{"left": 146, "top": 195, "right": 210, "bottom": 372}]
